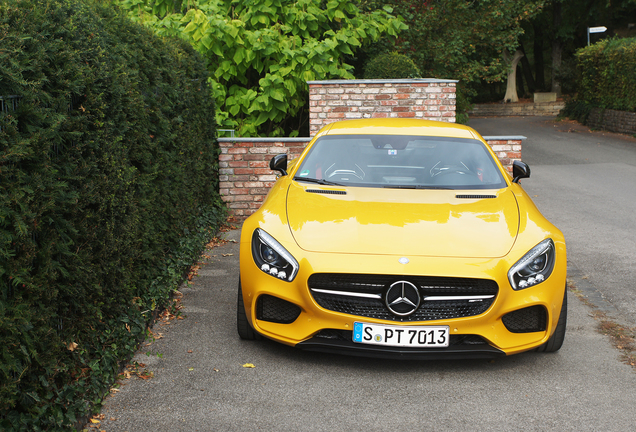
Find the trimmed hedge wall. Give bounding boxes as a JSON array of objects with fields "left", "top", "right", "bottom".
[
  {"left": 0, "top": 0, "right": 223, "bottom": 429},
  {"left": 575, "top": 37, "right": 636, "bottom": 112}
]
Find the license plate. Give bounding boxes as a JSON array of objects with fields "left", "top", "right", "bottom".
[{"left": 353, "top": 322, "right": 450, "bottom": 348}]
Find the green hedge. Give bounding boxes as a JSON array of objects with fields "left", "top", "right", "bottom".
[
  {"left": 575, "top": 37, "right": 636, "bottom": 112},
  {"left": 363, "top": 52, "right": 422, "bottom": 79},
  {"left": 0, "top": 0, "right": 224, "bottom": 429}
]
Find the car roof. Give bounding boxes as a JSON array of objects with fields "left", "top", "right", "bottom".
[{"left": 321, "top": 118, "right": 479, "bottom": 140}]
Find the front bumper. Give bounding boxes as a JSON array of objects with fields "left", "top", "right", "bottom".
[
  {"left": 240, "top": 240, "right": 567, "bottom": 358},
  {"left": 297, "top": 330, "right": 506, "bottom": 360}
]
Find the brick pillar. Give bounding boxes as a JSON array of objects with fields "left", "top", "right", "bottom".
[{"left": 308, "top": 79, "right": 458, "bottom": 136}]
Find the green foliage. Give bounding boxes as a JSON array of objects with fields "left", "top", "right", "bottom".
[
  {"left": 0, "top": 0, "right": 224, "bottom": 429},
  {"left": 363, "top": 52, "right": 421, "bottom": 79},
  {"left": 363, "top": 0, "right": 544, "bottom": 84},
  {"left": 575, "top": 37, "right": 636, "bottom": 112},
  {"left": 361, "top": 0, "right": 545, "bottom": 119},
  {"left": 559, "top": 100, "right": 595, "bottom": 124},
  {"left": 115, "top": 0, "right": 407, "bottom": 136}
]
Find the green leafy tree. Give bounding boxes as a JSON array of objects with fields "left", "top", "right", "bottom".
[
  {"left": 363, "top": 0, "right": 544, "bottom": 83},
  {"left": 360, "top": 0, "right": 545, "bottom": 117},
  {"left": 116, "top": 0, "right": 406, "bottom": 136},
  {"left": 524, "top": 0, "right": 636, "bottom": 96}
]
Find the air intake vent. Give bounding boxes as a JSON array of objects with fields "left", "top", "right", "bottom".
[
  {"left": 456, "top": 194, "right": 497, "bottom": 199},
  {"left": 502, "top": 305, "right": 547, "bottom": 333},
  {"left": 256, "top": 295, "right": 301, "bottom": 324},
  {"left": 306, "top": 189, "right": 347, "bottom": 195}
]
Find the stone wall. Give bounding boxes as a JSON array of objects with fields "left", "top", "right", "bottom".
[
  {"left": 587, "top": 108, "right": 636, "bottom": 135},
  {"left": 219, "top": 136, "right": 524, "bottom": 220},
  {"left": 469, "top": 101, "right": 565, "bottom": 117},
  {"left": 308, "top": 79, "right": 458, "bottom": 136}
]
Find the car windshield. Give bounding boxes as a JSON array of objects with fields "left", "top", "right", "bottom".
[{"left": 294, "top": 134, "right": 507, "bottom": 190}]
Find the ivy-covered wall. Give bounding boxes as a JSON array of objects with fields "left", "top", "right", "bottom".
[{"left": 0, "top": 0, "right": 223, "bottom": 429}]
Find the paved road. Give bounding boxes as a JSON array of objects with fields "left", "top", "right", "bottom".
[
  {"left": 98, "top": 117, "right": 636, "bottom": 431},
  {"left": 472, "top": 116, "right": 636, "bottom": 327}
]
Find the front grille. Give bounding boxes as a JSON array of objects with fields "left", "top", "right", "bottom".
[
  {"left": 256, "top": 295, "right": 301, "bottom": 324},
  {"left": 313, "top": 329, "right": 488, "bottom": 346},
  {"left": 502, "top": 306, "right": 547, "bottom": 333},
  {"left": 309, "top": 273, "right": 498, "bottom": 322}
]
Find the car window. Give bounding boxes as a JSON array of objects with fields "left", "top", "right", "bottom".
[{"left": 294, "top": 135, "right": 507, "bottom": 190}]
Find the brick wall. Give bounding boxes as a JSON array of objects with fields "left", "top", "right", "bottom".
[
  {"left": 218, "top": 138, "right": 310, "bottom": 218},
  {"left": 587, "top": 108, "right": 636, "bottom": 135},
  {"left": 219, "top": 136, "right": 524, "bottom": 220},
  {"left": 484, "top": 136, "right": 523, "bottom": 173},
  {"left": 308, "top": 79, "right": 458, "bottom": 136}
]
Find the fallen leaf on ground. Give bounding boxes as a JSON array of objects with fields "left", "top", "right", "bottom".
[
  {"left": 242, "top": 363, "right": 255, "bottom": 368},
  {"left": 138, "top": 371, "right": 153, "bottom": 380}
]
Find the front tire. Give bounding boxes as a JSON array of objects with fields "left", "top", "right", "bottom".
[
  {"left": 536, "top": 290, "right": 567, "bottom": 353},
  {"left": 237, "top": 280, "right": 262, "bottom": 340}
]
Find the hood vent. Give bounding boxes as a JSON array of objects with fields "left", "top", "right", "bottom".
[
  {"left": 306, "top": 189, "right": 347, "bottom": 195},
  {"left": 456, "top": 194, "right": 497, "bottom": 199}
]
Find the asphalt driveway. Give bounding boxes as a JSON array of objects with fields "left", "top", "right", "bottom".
[
  {"left": 471, "top": 116, "right": 636, "bottom": 327},
  {"left": 95, "top": 117, "right": 636, "bottom": 432}
]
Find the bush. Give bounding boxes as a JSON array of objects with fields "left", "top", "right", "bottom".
[
  {"left": 575, "top": 37, "right": 636, "bottom": 112},
  {"left": 0, "top": 0, "right": 224, "bottom": 429},
  {"left": 363, "top": 52, "right": 422, "bottom": 79},
  {"left": 559, "top": 100, "right": 595, "bottom": 124},
  {"left": 116, "top": 0, "right": 407, "bottom": 137}
]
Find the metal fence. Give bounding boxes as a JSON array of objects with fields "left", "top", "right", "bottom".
[
  {"left": 0, "top": 94, "right": 21, "bottom": 112},
  {"left": 0, "top": 95, "right": 21, "bottom": 133}
]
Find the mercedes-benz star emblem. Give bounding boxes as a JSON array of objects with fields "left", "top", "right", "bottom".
[{"left": 385, "top": 281, "right": 421, "bottom": 316}]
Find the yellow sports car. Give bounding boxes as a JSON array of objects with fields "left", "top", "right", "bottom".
[{"left": 238, "top": 118, "right": 567, "bottom": 359}]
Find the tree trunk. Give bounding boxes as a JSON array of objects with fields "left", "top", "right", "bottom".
[
  {"left": 533, "top": 22, "right": 545, "bottom": 91},
  {"left": 503, "top": 49, "right": 524, "bottom": 103},
  {"left": 551, "top": 0, "right": 562, "bottom": 96},
  {"left": 519, "top": 42, "right": 536, "bottom": 94}
]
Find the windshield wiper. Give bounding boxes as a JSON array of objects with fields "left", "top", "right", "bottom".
[{"left": 294, "top": 177, "right": 345, "bottom": 186}]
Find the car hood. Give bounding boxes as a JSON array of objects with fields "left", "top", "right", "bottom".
[{"left": 286, "top": 183, "right": 519, "bottom": 258}]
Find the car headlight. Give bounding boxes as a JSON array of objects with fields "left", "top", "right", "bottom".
[
  {"left": 251, "top": 228, "right": 299, "bottom": 282},
  {"left": 508, "top": 239, "right": 555, "bottom": 290}
]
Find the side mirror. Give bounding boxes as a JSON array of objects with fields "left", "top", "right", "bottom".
[
  {"left": 269, "top": 154, "right": 288, "bottom": 176},
  {"left": 512, "top": 160, "right": 531, "bottom": 183}
]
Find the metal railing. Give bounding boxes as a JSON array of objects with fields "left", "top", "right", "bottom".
[
  {"left": 0, "top": 95, "right": 21, "bottom": 132},
  {"left": 0, "top": 94, "right": 21, "bottom": 112},
  {"left": 218, "top": 129, "right": 236, "bottom": 137}
]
